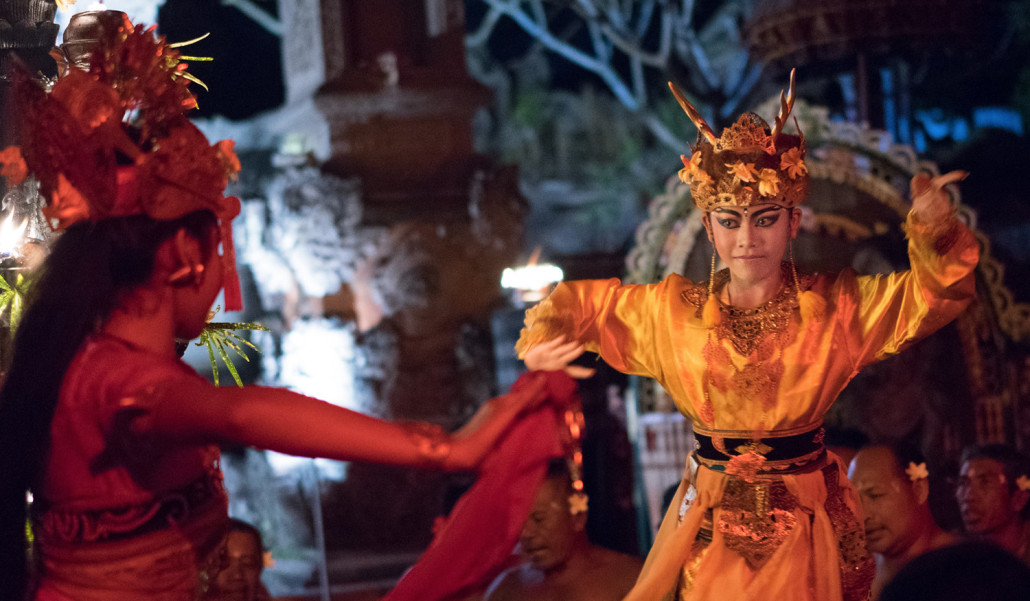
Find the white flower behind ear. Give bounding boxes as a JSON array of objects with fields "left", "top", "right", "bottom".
[
  {"left": 906, "top": 462, "right": 929, "bottom": 481},
  {"left": 568, "top": 492, "right": 589, "bottom": 516},
  {"left": 1017, "top": 475, "right": 1030, "bottom": 492}
]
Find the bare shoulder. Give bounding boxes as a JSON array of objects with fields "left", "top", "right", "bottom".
[
  {"left": 591, "top": 546, "right": 644, "bottom": 580},
  {"left": 484, "top": 564, "right": 539, "bottom": 601}
]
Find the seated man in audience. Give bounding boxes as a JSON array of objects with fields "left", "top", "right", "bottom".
[
  {"left": 848, "top": 442, "right": 957, "bottom": 599},
  {"left": 484, "top": 459, "right": 642, "bottom": 601},
  {"left": 205, "top": 518, "right": 272, "bottom": 601},
  {"left": 955, "top": 443, "right": 1030, "bottom": 563}
]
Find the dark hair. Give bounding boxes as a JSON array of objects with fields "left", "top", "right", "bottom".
[
  {"left": 227, "top": 518, "right": 265, "bottom": 555},
  {"left": 879, "top": 541, "right": 1030, "bottom": 601},
  {"left": 960, "top": 443, "right": 1030, "bottom": 496},
  {"left": 544, "top": 457, "right": 581, "bottom": 499},
  {"left": 0, "top": 211, "right": 216, "bottom": 600},
  {"left": 546, "top": 457, "right": 573, "bottom": 481}
]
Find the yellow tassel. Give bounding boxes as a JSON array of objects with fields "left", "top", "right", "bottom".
[
  {"left": 799, "top": 290, "right": 826, "bottom": 323},
  {"left": 702, "top": 294, "right": 721, "bottom": 328}
]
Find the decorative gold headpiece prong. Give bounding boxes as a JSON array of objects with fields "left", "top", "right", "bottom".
[
  {"left": 668, "top": 81, "right": 717, "bottom": 145},
  {"left": 672, "top": 68, "right": 807, "bottom": 212},
  {"left": 770, "top": 68, "right": 797, "bottom": 141}
]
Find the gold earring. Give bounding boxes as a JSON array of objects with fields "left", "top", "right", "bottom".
[
  {"left": 789, "top": 239, "right": 802, "bottom": 298},
  {"left": 709, "top": 246, "right": 717, "bottom": 295},
  {"left": 166, "top": 263, "right": 205, "bottom": 286},
  {"left": 702, "top": 244, "right": 721, "bottom": 327}
]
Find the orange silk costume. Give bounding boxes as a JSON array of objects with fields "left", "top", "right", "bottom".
[{"left": 516, "top": 209, "right": 978, "bottom": 601}]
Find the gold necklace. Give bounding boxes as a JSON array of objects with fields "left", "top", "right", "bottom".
[{"left": 683, "top": 263, "right": 813, "bottom": 431}]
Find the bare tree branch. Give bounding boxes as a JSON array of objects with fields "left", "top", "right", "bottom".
[
  {"left": 467, "top": 0, "right": 762, "bottom": 151},
  {"left": 467, "top": 5, "right": 505, "bottom": 48},
  {"left": 476, "top": 0, "right": 643, "bottom": 109}
]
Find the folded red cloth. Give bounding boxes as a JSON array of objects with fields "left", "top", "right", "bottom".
[{"left": 382, "top": 370, "right": 578, "bottom": 601}]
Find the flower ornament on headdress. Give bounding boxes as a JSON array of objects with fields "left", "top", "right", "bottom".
[
  {"left": 0, "top": 14, "right": 244, "bottom": 311},
  {"left": 1017, "top": 475, "right": 1030, "bottom": 492},
  {"left": 671, "top": 69, "right": 823, "bottom": 326},
  {"left": 670, "top": 68, "right": 808, "bottom": 213},
  {"left": 905, "top": 461, "right": 929, "bottom": 482}
]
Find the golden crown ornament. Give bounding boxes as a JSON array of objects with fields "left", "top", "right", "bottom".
[{"left": 671, "top": 69, "right": 809, "bottom": 212}]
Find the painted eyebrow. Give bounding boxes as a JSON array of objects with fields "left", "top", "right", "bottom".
[
  {"left": 750, "top": 206, "right": 783, "bottom": 218},
  {"left": 712, "top": 208, "right": 743, "bottom": 217}
]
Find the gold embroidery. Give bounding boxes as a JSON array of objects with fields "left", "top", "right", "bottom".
[
  {"left": 694, "top": 447, "right": 827, "bottom": 476},
  {"left": 677, "top": 509, "right": 714, "bottom": 599},
  {"left": 823, "top": 468, "right": 875, "bottom": 601},
  {"left": 717, "top": 477, "right": 799, "bottom": 570},
  {"left": 733, "top": 440, "right": 773, "bottom": 456},
  {"left": 686, "top": 263, "right": 815, "bottom": 430},
  {"left": 682, "top": 263, "right": 813, "bottom": 356}
]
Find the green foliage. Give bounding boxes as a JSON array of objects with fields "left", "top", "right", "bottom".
[
  {"left": 197, "top": 319, "right": 269, "bottom": 387},
  {"left": 0, "top": 272, "right": 29, "bottom": 333},
  {"left": 512, "top": 87, "right": 551, "bottom": 128}
]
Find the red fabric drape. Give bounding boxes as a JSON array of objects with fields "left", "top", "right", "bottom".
[{"left": 382, "top": 371, "right": 578, "bottom": 601}]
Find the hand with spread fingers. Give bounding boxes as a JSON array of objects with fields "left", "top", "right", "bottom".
[
  {"left": 911, "top": 170, "right": 968, "bottom": 223},
  {"left": 524, "top": 335, "right": 596, "bottom": 379}
]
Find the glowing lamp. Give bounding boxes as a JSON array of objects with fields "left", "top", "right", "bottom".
[
  {"left": 0, "top": 212, "right": 28, "bottom": 258},
  {"left": 501, "top": 261, "right": 563, "bottom": 304}
]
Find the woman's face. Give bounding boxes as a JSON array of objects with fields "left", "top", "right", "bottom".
[{"left": 704, "top": 203, "right": 799, "bottom": 285}]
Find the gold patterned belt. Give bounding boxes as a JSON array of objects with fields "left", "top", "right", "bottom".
[
  {"left": 692, "top": 423, "right": 826, "bottom": 480},
  {"left": 34, "top": 471, "right": 226, "bottom": 545}
]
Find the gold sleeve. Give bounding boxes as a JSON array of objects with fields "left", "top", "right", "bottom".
[
  {"left": 514, "top": 278, "right": 667, "bottom": 379},
  {"left": 841, "top": 209, "right": 979, "bottom": 367}
]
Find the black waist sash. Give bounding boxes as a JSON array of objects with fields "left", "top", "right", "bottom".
[{"left": 693, "top": 423, "right": 826, "bottom": 473}]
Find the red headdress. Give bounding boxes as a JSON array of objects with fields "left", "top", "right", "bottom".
[{"left": 0, "top": 13, "right": 244, "bottom": 310}]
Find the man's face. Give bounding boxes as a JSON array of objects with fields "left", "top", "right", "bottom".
[
  {"left": 209, "top": 530, "right": 263, "bottom": 601},
  {"left": 848, "top": 447, "right": 923, "bottom": 557},
  {"left": 519, "top": 478, "right": 578, "bottom": 572},
  {"left": 956, "top": 458, "right": 1019, "bottom": 535}
]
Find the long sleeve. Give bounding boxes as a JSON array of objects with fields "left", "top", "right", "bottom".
[
  {"left": 837, "top": 208, "right": 979, "bottom": 370},
  {"left": 515, "top": 277, "right": 674, "bottom": 380}
]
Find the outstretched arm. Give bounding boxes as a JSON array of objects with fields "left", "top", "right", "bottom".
[
  {"left": 844, "top": 170, "right": 979, "bottom": 366},
  {"left": 516, "top": 278, "right": 666, "bottom": 380},
  {"left": 133, "top": 372, "right": 548, "bottom": 472}
]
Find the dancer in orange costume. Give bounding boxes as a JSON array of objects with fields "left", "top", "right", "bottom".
[{"left": 517, "top": 71, "right": 979, "bottom": 601}]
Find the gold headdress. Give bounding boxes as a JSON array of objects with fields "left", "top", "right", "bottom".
[
  {"left": 671, "top": 69, "right": 808, "bottom": 212},
  {"left": 0, "top": 13, "right": 244, "bottom": 310}
]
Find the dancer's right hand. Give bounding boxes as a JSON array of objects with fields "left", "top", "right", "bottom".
[{"left": 523, "top": 335, "right": 596, "bottom": 379}]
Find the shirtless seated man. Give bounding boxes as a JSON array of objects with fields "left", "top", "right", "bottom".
[{"left": 485, "top": 459, "right": 642, "bottom": 601}]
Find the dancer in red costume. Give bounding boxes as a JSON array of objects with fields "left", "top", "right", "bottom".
[
  {"left": 0, "top": 15, "right": 568, "bottom": 601},
  {"left": 517, "top": 71, "right": 979, "bottom": 601}
]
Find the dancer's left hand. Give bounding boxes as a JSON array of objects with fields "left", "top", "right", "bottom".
[
  {"left": 911, "top": 170, "right": 967, "bottom": 222},
  {"left": 524, "top": 335, "right": 596, "bottom": 379}
]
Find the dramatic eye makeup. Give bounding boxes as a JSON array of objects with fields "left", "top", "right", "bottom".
[
  {"left": 751, "top": 207, "right": 783, "bottom": 227},
  {"left": 712, "top": 206, "right": 783, "bottom": 229},
  {"left": 713, "top": 208, "right": 743, "bottom": 229}
]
